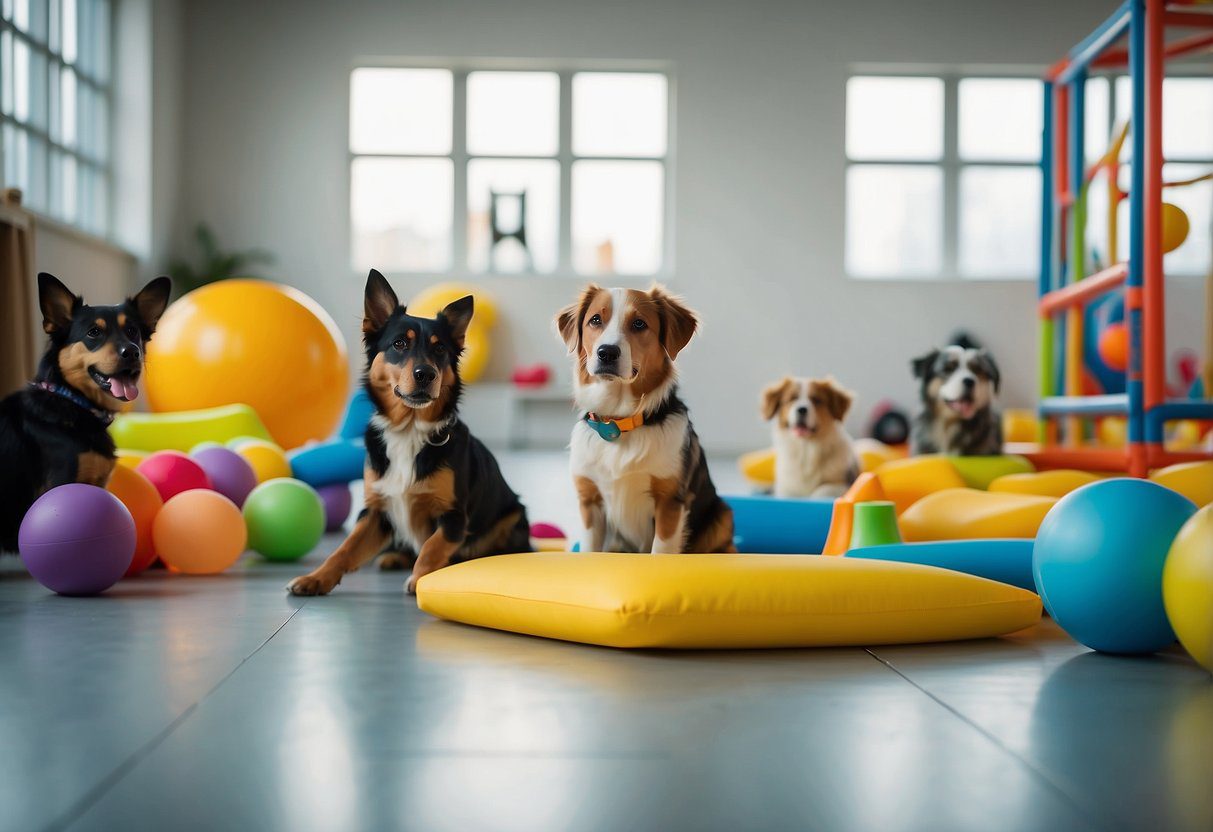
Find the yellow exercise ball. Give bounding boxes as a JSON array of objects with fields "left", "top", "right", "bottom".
[
  {"left": 1163, "top": 504, "right": 1213, "bottom": 673},
  {"left": 145, "top": 280, "right": 349, "bottom": 450},
  {"left": 407, "top": 283, "right": 498, "bottom": 329},
  {"left": 1162, "top": 202, "right": 1190, "bottom": 254},
  {"left": 407, "top": 283, "right": 496, "bottom": 383}
]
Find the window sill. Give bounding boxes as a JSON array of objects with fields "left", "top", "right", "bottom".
[
  {"left": 355, "top": 269, "right": 677, "bottom": 287},
  {"left": 29, "top": 210, "right": 136, "bottom": 263},
  {"left": 847, "top": 273, "right": 1036, "bottom": 283}
]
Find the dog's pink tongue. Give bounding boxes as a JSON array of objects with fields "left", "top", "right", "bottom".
[{"left": 113, "top": 377, "right": 139, "bottom": 401}]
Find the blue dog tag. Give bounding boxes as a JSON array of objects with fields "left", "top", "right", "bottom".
[{"left": 587, "top": 417, "right": 621, "bottom": 442}]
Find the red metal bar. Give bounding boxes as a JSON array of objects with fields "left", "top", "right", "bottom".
[
  {"left": 1046, "top": 57, "right": 1070, "bottom": 81},
  {"left": 1164, "top": 10, "right": 1213, "bottom": 27},
  {"left": 1005, "top": 444, "right": 1131, "bottom": 472},
  {"left": 1038, "top": 262, "right": 1129, "bottom": 316},
  {"left": 1144, "top": 0, "right": 1166, "bottom": 411},
  {"left": 1097, "top": 29, "right": 1213, "bottom": 64}
]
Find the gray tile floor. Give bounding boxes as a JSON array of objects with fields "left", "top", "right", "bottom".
[{"left": 1, "top": 452, "right": 1211, "bottom": 832}]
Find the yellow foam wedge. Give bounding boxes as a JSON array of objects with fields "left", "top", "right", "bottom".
[
  {"left": 989, "top": 469, "right": 1101, "bottom": 498},
  {"left": 876, "top": 456, "right": 968, "bottom": 514},
  {"left": 416, "top": 552, "right": 1042, "bottom": 650},
  {"left": 899, "top": 488, "right": 1057, "bottom": 542},
  {"left": 739, "top": 448, "right": 776, "bottom": 486},
  {"left": 1150, "top": 460, "right": 1213, "bottom": 508}
]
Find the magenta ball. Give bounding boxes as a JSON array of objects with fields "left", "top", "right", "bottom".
[
  {"left": 192, "top": 446, "right": 258, "bottom": 507},
  {"left": 19, "top": 484, "right": 135, "bottom": 596},
  {"left": 530, "top": 522, "right": 565, "bottom": 539},
  {"left": 137, "top": 451, "right": 212, "bottom": 502},
  {"left": 317, "top": 483, "right": 352, "bottom": 532}
]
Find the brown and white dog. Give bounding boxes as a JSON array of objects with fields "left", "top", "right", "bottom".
[
  {"left": 760, "top": 376, "right": 859, "bottom": 498},
  {"left": 555, "top": 284, "right": 734, "bottom": 554}
]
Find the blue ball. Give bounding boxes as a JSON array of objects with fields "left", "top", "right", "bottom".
[{"left": 1033, "top": 478, "right": 1195, "bottom": 654}]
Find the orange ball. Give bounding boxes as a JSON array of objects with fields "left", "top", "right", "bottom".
[
  {"left": 106, "top": 464, "right": 163, "bottom": 576},
  {"left": 153, "top": 490, "right": 247, "bottom": 575},
  {"left": 1098, "top": 323, "right": 1129, "bottom": 372}
]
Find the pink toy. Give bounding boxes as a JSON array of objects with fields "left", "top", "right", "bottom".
[{"left": 530, "top": 522, "right": 565, "bottom": 539}]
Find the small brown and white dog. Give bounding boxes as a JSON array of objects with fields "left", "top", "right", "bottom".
[
  {"left": 555, "top": 284, "right": 734, "bottom": 554},
  {"left": 761, "top": 377, "right": 859, "bottom": 498}
]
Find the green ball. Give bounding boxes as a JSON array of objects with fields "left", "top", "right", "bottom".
[{"left": 242, "top": 477, "right": 325, "bottom": 561}]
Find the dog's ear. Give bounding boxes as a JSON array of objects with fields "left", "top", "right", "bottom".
[
  {"left": 760, "top": 378, "right": 792, "bottom": 421},
  {"left": 816, "top": 377, "right": 855, "bottom": 422},
  {"left": 38, "top": 273, "right": 80, "bottom": 335},
  {"left": 911, "top": 349, "right": 939, "bottom": 380},
  {"left": 976, "top": 350, "right": 1001, "bottom": 394},
  {"left": 363, "top": 269, "right": 399, "bottom": 333},
  {"left": 650, "top": 284, "right": 698, "bottom": 360},
  {"left": 440, "top": 295, "right": 474, "bottom": 349},
  {"left": 131, "top": 277, "right": 172, "bottom": 334},
  {"left": 555, "top": 283, "right": 600, "bottom": 356}
]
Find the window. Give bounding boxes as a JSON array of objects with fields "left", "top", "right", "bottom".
[
  {"left": 1, "top": 0, "right": 112, "bottom": 236},
  {"left": 349, "top": 66, "right": 670, "bottom": 277},
  {"left": 1083, "top": 75, "right": 1213, "bottom": 277},
  {"left": 845, "top": 74, "right": 1042, "bottom": 280}
]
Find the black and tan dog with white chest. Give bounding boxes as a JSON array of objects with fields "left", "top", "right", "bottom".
[
  {"left": 0, "top": 273, "right": 172, "bottom": 552},
  {"left": 288, "top": 270, "right": 530, "bottom": 597}
]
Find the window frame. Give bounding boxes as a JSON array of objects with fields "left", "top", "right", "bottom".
[
  {"left": 844, "top": 69, "right": 1045, "bottom": 283},
  {"left": 347, "top": 60, "right": 676, "bottom": 281},
  {"left": 0, "top": 0, "right": 113, "bottom": 239}
]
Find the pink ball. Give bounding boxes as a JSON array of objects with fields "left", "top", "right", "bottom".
[
  {"left": 530, "top": 521, "right": 565, "bottom": 539},
  {"left": 137, "top": 451, "right": 212, "bottom": 502}
]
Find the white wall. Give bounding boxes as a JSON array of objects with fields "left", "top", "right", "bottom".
[{"left": 175, "top": 0, "right": 1207, "bottom": 452}]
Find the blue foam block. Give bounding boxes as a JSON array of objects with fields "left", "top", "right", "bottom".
[
  {"left": 339, "top": 389, "right": 375, "bottom": 439},
  {"left": 724, "top": 494, "right": 834, "bottom": 554},
  {"left": 289, "top": 439, "right": 366, "bottom": 487},
  {"left": 846, "top": 539, "right": 1036, "bottom": 590}
]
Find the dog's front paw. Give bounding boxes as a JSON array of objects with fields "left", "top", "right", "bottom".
[
  {"left": 405, "top": 575, "right": 419, "bottom": 595},
  {"left": 287, "top": 573, "right": 338, "bottom": 596}
]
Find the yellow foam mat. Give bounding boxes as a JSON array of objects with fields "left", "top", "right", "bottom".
[
  {"left": 989, "top": 469, "right": 1101, "bottom": 498},
  {"left": 900, "top": 488, "right": 1057, "bottom": 542},
  {"left": 416, "top": 552, "right": 1042, "bottom": 649}
]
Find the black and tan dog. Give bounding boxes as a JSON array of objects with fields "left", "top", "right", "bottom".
[
  {"left": 0, "top": 273, "right": 171, "bottom": 552},
  {"left": 288, "top": 270, "right": 530, "bottom": 596}
]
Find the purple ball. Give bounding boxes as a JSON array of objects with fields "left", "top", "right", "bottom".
[
  {"left": 317, "top": 483, "right": 352, "bottom": 532},
  {"left": 192, "top": 446, "right": 258, "bottom": 507},
  {"left": 19, "top": 484, "right": 135, "bottom": 596}
]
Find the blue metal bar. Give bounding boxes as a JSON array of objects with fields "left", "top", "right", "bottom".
[
  {"left": 1059, "top": 0, "right": 1132, "bottom": 84},
  {"left": 1040, "top": 394, "right": 1130, "bottom": 415},
  {"left": 1144, "top": 400, "right": 1213, "bottom": 441},
  {"left": 1127, "top": 0, "right": 1146, "bottom": 446}
]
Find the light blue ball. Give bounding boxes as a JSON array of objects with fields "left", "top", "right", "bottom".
[{"left": 1033, "top": 478, "right": 1195, "bottom": 654}]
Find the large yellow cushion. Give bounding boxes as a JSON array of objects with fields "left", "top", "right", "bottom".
[
  {"left": 989, "top": 469, "right": 1101, "bottom": 498},
  {"left": 900, "top": 488, "right": 1057, "bottom": 542},
  {"left": 876, "top": 457, "right": 967, "bottom": 514},
  {"left": 416, "top": 552, "right": 1042, "bottom": 649}
]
